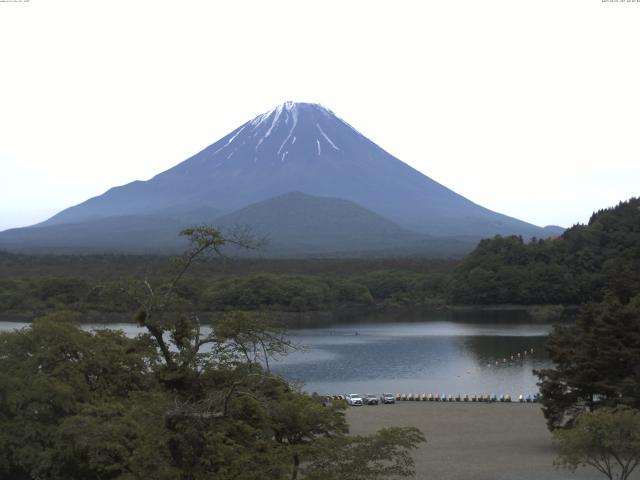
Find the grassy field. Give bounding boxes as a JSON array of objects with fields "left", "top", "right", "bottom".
[{"left": 346, "top": 402, "right": 632, "bottom": 480}]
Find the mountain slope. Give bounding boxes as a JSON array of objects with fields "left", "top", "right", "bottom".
[
  {"left": 0, "top": 193, "right": 478, "bottom": 256},
  {"left": 0, "top": 215, "right": 191, "bottom": 254},
  {"left": 38, "top": 102, "right": 561, "bottom": 238},
  {"left": 214, "top": 192, "right": 475, "bottom": 256},
  {"left": 216, "top": 192, "right": 410, "bottom": 242}
]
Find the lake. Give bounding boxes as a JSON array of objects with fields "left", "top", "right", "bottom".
[{"left": 0, "top": 319, "right": 553, "bottom": 397}]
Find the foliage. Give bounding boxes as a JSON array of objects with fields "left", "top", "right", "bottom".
[
  {"left": 356, "top": 269, "right": 448, "bottom": 304},
  {"left": 535, "top": 295, "right": 640, "bottom": 429},
  {"left": 0, "top": 313, "right": 171, "bottom": 480},
  {"left": 0, "top": 226, "right": 426, "bottom": 479},
  {"left": 449, "top": 197, "right": 640, "bottom": 305},
  {"left": 302, "top": 427, "right": 425, "bottom": 480},
  {"left": 2, "top": 198, "right": 638, "bottom": 314},
  {"left": 213, "top": 310, "right": 293, "bottom": 372},
  {"left": 0, "top": 255, "right": 452, "bottom": 318},
  {"left": 554, "top": 407, "right": 640, "bottom": 480}
]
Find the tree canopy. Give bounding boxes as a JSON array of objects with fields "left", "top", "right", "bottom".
[
  {"left": 448, "top": 197, "right": 640, "bottom": 305},
  {"left": 0, "top": 227, "right": 425, "bottom": 480},
  {"left": 554, "top": 407, "right": 640, "bottom": 480},
  {"left": 535, "top": 294, "right": 640, "bottom": 429}
]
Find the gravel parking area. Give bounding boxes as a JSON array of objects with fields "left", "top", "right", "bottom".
[{"left": 346, "top": 402, "right": 634, "bottom": 480}]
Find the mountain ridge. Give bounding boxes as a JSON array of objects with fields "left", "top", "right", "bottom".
[
  {"left": 1, "top": 102, "right": 563, "bottom": 255},
  {"left": 0, "top": 192, "right": 479, "bottom": 257}
]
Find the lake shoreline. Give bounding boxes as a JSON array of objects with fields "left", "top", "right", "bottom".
[{"left": 0, "top": 303, "right": 578, "bottom": 327}]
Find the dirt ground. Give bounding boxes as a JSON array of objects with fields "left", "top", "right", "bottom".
[{"left": 346, "top": 402, "right": 636, "bottom": 480}]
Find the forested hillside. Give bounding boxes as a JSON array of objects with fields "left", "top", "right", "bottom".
[
  {"left": 2, "top": 198, "right": 637, "bottom": 320},
  {"left": 448, "top": 198, "right": 640, "bottom": 305},
  {"left": 0, "top": 254, "right": 452, "bottom": 320}
]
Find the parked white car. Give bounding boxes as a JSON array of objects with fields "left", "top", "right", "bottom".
[
  {"left": 345, "top": 393, "right": 363, "bottom": 406},
  {"left": 380, "top": 393, "right": 396, "bottom": 404}
]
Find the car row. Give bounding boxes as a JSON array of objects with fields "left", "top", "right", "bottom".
[{"left": 345, "top": 393, "right": 396, "bottom": 406}]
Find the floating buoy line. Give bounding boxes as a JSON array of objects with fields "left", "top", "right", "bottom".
[{"left": 485, "top": 347, "right": 536, "bottom": 368}]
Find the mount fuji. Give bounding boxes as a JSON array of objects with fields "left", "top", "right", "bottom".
[{"left": 0, "top": 102, "right": 562, "bottom": 255}]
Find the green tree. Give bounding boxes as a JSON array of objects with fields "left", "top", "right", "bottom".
[
  {"left": 554, "top": 407, "right": 640, "bottom": 480},
  {"left": 213, "top": 310, "right": 294, "bottom": 373},
  {"left": 536, "top": 294, "right": 640, "bottom": 429},
  {"left": 0, "top": 226, "right": 426, "bottom": 480},
  {"left": 0, "top": 313, "right": 173, "bottom": 480},
  {"left": 302, "top": 427, "right": 425, "bottom": 480},
  {"left": 448, "top": 197, "right": 640, "bottom": 306}
]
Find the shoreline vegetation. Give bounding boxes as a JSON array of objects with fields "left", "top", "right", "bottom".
[
  {"left": 1, "top": 198, "right": 637, "bottom": 328},
  {"left": 0, "top": 303, "right": 577, "bottom": 327}
]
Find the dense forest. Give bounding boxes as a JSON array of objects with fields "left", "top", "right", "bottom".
[
  {"left": 0, "top": 254, "right": 453, "bottom": 321},
  {"left": 448, "top": 197, "right": 640, "bottom": 305},
  {"left": 523, "top": 200, "right": 640, "bottom": 480},
  {"left": 1, "top": 198, "right": 638, "bottom": 321}
]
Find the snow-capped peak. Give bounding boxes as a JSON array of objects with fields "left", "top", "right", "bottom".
[
  {"left": 201, "top": 101, "right": 369, "bottom": 168},
  {"left": 252, "top": 101, "right": 334, "bottom": 123},
  {"left": 245, "top": 102, "right": 341, "bottom": 156}
]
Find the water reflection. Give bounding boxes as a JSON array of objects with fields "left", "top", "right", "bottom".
[{"left": 272, "top": 322, "right": 552, "bottom": 396}]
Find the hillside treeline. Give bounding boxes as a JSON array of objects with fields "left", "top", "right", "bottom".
[
  {"left": 448, "top": 197, "right": 640, "bottom": 305},
  {"left": 1, "top": 198, "right": 638, "bottom": 317},
  {"left": 0, "top": 256, "right": 452, "bottom": 318}
]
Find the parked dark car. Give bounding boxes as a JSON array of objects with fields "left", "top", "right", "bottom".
[{"left": 364, "top": 394, "right": 379, "bottom": 405}]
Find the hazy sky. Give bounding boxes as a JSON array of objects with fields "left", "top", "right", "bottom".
[{"left": 1, "top": 0, "right": 638, "bottom": 232}]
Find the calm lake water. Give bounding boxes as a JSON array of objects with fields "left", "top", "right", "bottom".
[{"left": 0, "top": 319, "right": 553, "bottom": 397}]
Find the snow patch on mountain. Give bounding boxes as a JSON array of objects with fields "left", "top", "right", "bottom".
[
  {"left": 212, "top": 124, "right": 246, "bottom": 155},
  {"left": 316, "top": 123, "right": 339, "bottom": 151},
  {"left": 255, "top": 105, "right": 284, "bottom": 151},
  {"left": 278, "top": 106, "right": 298, "bottom": 154}
]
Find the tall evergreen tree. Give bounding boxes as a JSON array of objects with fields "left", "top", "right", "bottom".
[{"left": 536, "top": 294, "right": 640, "bottom": 429}]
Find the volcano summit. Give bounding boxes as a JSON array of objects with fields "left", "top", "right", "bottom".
[{"left": 0, "top": 102, "right": 562, "bottom": 255}]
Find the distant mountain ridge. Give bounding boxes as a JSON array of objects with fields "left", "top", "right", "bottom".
[
  {"left": 0, "top": 102, "right": 563, "bottom": 255},
  {"left": 214, "top": 192, "right": 476, "bottom": 256},
  {"left": 0, "top": 193, "right": 478, "bottom": 256}
]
